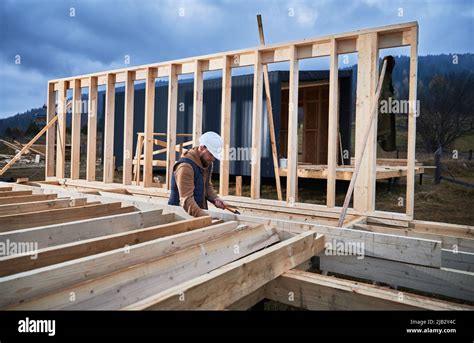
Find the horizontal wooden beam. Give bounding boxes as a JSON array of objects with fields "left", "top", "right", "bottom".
[
  {"left": 10, "top": 223, "right": 279, "bottom": 310},
  {"left": 0, "top": 190, "right": 33, "bottom": 198},
  {"left": 0, "top": 198, "right": 87, "bottom": 216},
  {"left": 0, "top": 194, "right": 57, "bottom": 206},
  {"left": 265, "top": 270, "right": 472, "bottom": 310},
  {"left": 125, "top": 232, "right": 323, "bottom": 310},
  {"left": 50, "top": 22, "right": 417, "bottom": 87},
  {"left": 1, "top": 221, "right": 241, "bottom": 308},
  {"left": 319, "top": 254, "right": 474, "bottom": 302},
  {"left": 0, "top": 203, "right": 136, "bottom": 232},
  {"left": 0, "top": 209, "right": 167, "bottom": 249},
  {"left": 0, "top": 216, "right": 212, "bottom": 276}
]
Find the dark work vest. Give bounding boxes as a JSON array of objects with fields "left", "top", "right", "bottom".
[{"left": 168, "top": 157, "right": 205, "bottom": 208}]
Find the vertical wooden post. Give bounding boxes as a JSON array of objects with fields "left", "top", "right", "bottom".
[
  {"left": 123, "top": 71, "right": 135, "bottom": 185},
  {"left": 143, "top": 68, "right": 156, "bottom": 188},
  {"left": 166, "top": 64, "right": 178, "bottom": 189},
  {"left": 219, "top": 56, "right": 232, "bottom": 196},
  {"left": 406, "top": 25, "right": 418, "bottom": 217},
  {"left": 256, "top": 14, "right": 283, "bottom": 201},
  {"left": 235, "top": 175, "right": 242, "bottom": 196},
  {"left": 45, "top": 82, "right": 56, "bottom": 178},
  {"left": 86, "top": 76, "right": 98, "bottom": 181},
  {"left": 353, "top": 33, "right": 378, "bottom": 213},
  {"left": 287, "top": 45, "right": 299, "bottom": 204},
  {"left": 326, "top": 39, "right": 339, "bottom": 207},
  {"left": 250, "top": 51, "right": 263, "bottom": 199},
  {"left": 192, "top": 60, "right": 203, "bottom": 147},
  {"left": 55, "top": 80, "right": 67, "bottom": 178},
  {"left": 70, "top": 79, "right": 81, "bottom": 179},
  {"left": 103, "top": 73, "right": 116, "bottom": 183}
]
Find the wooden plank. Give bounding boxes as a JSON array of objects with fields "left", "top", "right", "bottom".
[
  {"left": 0, "top": 190, "right": 32, "bottom": 198},
  {"left": 286, "top": 45, "right": 299, "bottom": 204},
  {"left": 410, "top": 220, "right": 474, "bottom": 238},
  {"left": 266, "top": 270, "right": 472, "bottom": 310},
  {"left": 441, "top": 249, "right": 474, "bottom": 272},
  {"left": 0, "top": 194, "right": 57, "bottom": 206},
  {"left": 354, "top": 223, "right": 474, "bottom": 252},
  {"left": 55, "top": 81, "right": 67, "bottom": 178},
  {"left": 192, "top": 60, "right": 203, "bottom": 146},
  {"left": 0, "top": 187, "right": 13, "bottom": 192},
  {"left": 353, "top": 33, "right": 378, "bottom": 213},
  {"left": 0, "top": 198, "right": 87, "bottom": 216},
  {"left": 406, "top": 25, "right": 418, "bottom": 217},
  {"left": 250, "top": 51, "right": 263, "bottom": 199},
  {"left": 143, "top": 68, "right": 155, "bottom": 187},
  {"left": 326, "top": 39, "right": 339, "bottom": 207},
  {"left": 0, "top": 209, "right": 167, "bottom": 249},
  {"left": 166, "top": 64, "right": 178, "bottom": 189},
  {"left": 319, "top": 254, "right": 474, "bottom": 302},
  {"left": 123, "top": 71, "right": 135, "bottom": 185},
  {"left": 3, "top": 221, "right": 247, "bottom": 309},
  {"left": 0, "top": 216, "right": 212, "bottom": 276},
  {"left": 126, "top": 232, "right": 323, "bottom": 310},
  {"left": 103, "top": 73, "right": 116, "bottom": 183},
  {"left": 86, "top": 76, "right": 98, "bottom": 181},
  {"left": 257, "top": 15, "right": 282, "bottom": 201},
  {"left": 219, "top": 56, "right": 232, "bottom": 196},
  {"left": 45, "top": 82, "right": 56, "bottom": 177},
  {"left": 0, "top": 203, "right": 135, "bottom": 232},
  {"left": 70, "top": 79, "right": 81, "bottom": 179}
]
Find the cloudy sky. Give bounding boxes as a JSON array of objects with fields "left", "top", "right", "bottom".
[{"left": 0, "top": 0, "right": 473, "bottom": 118}]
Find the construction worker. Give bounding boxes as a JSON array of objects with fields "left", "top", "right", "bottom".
[{"left": 168, "top": 131, "right": 228, "bottom": 217}]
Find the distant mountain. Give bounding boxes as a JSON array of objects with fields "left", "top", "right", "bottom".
[{"left": 0, "top": 106, "right": 45, "bottom": 136}]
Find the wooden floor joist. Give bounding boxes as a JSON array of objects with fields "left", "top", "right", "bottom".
[
  {"left": 265, "top": 270, "right": 473, "bottom": 310},
  {"left": 0, "top": 216, "right": 213, "bottom": 276},
  {"left": 0, "top": 209, "right": 169, "bottom": 250},
  {"left": 0, "top": 182, "right": 471, "bottom": 311},
  {"left": 0, "top": 202, "right": 136, "bottom": 232},
  {"left": 125, "top": 232, "right": 324, "bottom": 310},
  {"left": 10, "top": 223, "right": 279, "bottom": 310}
]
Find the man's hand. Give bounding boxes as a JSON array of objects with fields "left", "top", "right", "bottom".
[{"left": 214, "top": 198, "right": 226, "bottom": 210}]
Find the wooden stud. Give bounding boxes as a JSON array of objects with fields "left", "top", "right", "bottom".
[
  {"left": 45, "top": 82, "right": 56, "bottom": 177},
  {"left": 123, "top": 71, "right": 135, "bottom": 185},
  {"left": 250, "top": 51, "right": 263, "bottom": 199},
  {"left": 0, "top": 194, "right": 57, "bottom": 206},
  {"left": 86, "top": 76, "right": 98, "bottom": 181},
  {"left": 55, "top": 81, "right": 67, "bottom": 178},
  {"left": 70, "top": 79, "right": 81, "bottom": 179},
  {"left": 235, "top": 175, "right": 242, "bottom": 196},
  {"left": 326, "top": 39, "right": 339, "bottom": 207},
  {"left": 287, "top": 45, "right": 299, "bottom": 204},
  {"left": 219, "top": 56, "right": 232, "bottom": 195},
  {"left": 143, "top": 68, "right": 156, "bottom": 187},
  {"left": 103, "top": 73, "right": 116, "bottom": 183},
  {"left": 353, "top": 33, "right": 378, "bottom": 213},
  {"left": 192, "top": 60, "right": 203, "bottom": 146},
  {"left": 257, "top": 15, "right": 283, "bottom": 201},
  {"left": 166, "top": 65, "right": 178, "bottom": 189},
  {"left": 406, "top": 25, "right": 418, "bottom": 217}
]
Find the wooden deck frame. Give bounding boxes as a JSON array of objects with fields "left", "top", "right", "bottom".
[
  {"left": 44, "top": 21, "right": 419, "bottom": 219},
  {"left": 0, "top": 182, "right": 471, "bottom": 311}
]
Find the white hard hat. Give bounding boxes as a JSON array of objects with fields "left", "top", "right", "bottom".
[{"left": 199, "top": 131, "right": 223, "bottom": 160}]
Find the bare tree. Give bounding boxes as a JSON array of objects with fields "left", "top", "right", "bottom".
[{"left": 417, "top": 72, "right": 474, "bottom": 152}]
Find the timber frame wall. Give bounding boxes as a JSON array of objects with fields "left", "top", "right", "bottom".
[{"left": 45, "top": 21, "right": 418, "bottom": 221}]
